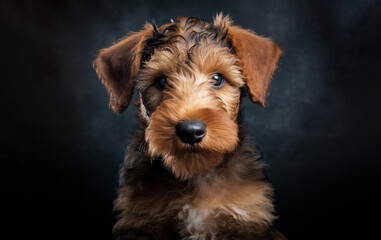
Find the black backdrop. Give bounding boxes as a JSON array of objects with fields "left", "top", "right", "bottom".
[{"left": 2, "top": 0, "right": 381, "bottom": 239}]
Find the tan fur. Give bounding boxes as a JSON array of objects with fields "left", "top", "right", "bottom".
[
  {"left": 144, "top": 68, "right": 242, "bottom": 179},
  {"left": 94, "top": 24, "right": 153, "bottom": 113},
  {"left": 227, "top": 26, "right": 282, "bottom": 106},
  {"left": 95, "top": 13, "right": 285, "bottom": 240}
]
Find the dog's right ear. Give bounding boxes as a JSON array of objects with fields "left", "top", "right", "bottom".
[{"left": 94, "top": 24, "right": 153, "bottom": 113}]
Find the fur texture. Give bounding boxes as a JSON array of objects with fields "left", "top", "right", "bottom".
[{"left": 94, "top": 14, "right": 284, "bottom": 239}]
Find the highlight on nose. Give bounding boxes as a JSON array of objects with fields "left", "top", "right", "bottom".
[{"left": 175, "top": 120, "right": 206, "bottom": 144}]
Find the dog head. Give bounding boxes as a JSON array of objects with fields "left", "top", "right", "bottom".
[{"left": 94, "top": 14, "right": 281, "bottom": 180}]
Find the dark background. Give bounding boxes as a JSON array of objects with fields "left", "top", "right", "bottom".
[{"left": 2, "top": 0, "right": 380, "bottom": 239}]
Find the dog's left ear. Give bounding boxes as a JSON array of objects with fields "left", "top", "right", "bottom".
[
  {"left": 94, "top": 24, "right": 153, "bottom": 113},
  {"left": 227, "top": 26, "right": 282, "bottom": 106}
]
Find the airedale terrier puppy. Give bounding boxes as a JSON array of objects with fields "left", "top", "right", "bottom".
[{"left": 94, "top": 14, "right": 284, "bottom": 240}]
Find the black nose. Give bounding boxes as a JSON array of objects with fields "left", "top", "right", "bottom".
[{"left": 176, "top": 121, "right": 206, "bottom": 144}]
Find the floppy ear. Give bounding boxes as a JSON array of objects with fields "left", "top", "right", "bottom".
[
  {"left": 228, "top": 26, "right": 282, "bottom": 106},
  {"left": 94, "top": 25, "right": 153, "bottom": 113}
]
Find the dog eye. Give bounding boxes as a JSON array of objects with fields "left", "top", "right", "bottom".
[
  {"left": 212, "top": 73, "right": 225, "bottom": 89},
  {"left": 155, "top": 76, "right": 167, "bottom": 90}
]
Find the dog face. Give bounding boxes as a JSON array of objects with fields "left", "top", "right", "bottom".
[{"left": 94, "top": 14, "right": 281, "bottom": 180}]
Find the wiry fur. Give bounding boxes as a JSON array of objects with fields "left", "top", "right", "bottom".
[{"left": 94, "top": 13, "right": 284, "bottom": 239}]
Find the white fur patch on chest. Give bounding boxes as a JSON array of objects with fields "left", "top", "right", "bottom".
[{"left": 178, "top": 204, "right": 214, "bottom": 239}]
